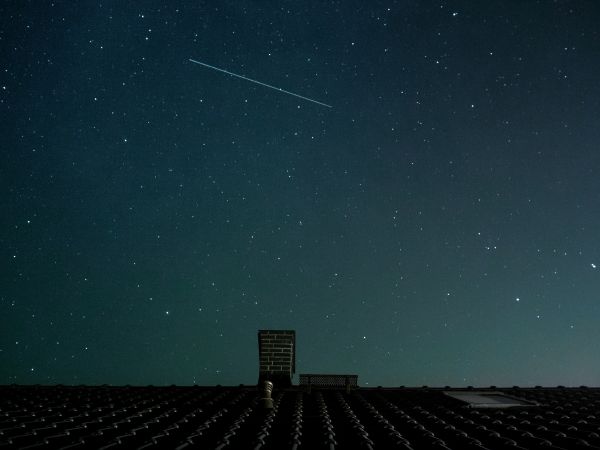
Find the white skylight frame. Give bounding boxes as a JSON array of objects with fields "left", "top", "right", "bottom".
[{"left": 444, "top": 391, "right": 537, "bottom": 408}]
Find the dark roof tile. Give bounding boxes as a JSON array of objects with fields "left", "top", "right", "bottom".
[{"left": 2, "top": 386, "right": 600, "bottom": 449}]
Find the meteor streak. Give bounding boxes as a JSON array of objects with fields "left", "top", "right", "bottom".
[{"left": 189, "top": 58, "right": 332, "bottom": 108}]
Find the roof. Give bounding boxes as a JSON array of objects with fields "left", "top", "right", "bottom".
[{"left": 1, "top": 385, "right": 600, "bottom": 449}]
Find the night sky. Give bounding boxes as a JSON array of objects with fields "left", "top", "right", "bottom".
[{"left": 2, "top": 1, "right": 600, "bottom": 388}]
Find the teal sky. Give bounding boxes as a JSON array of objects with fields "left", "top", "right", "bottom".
[{"left": 2, "top": 0, "right": 600, "bottom": 387}]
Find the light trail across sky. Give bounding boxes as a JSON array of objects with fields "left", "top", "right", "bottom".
[{"left": 189, "top": 58, "right": 333, "bottom": 108}]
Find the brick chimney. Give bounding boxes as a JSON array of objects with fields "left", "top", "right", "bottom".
[{"left": 258, "top": 330, "right": 295, "bottom": 387}]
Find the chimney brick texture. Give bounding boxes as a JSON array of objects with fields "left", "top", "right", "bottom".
[{"left": 258, "top": 330, "right": 295, "bottom": 387}]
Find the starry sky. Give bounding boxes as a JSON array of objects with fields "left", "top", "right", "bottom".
[{"left": 2, "top": 1, "right": 600, "bottom": 388}]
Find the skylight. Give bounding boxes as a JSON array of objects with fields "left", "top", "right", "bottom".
[{"left": 444, "top": 391, "right": 536, "bottom": 408}]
